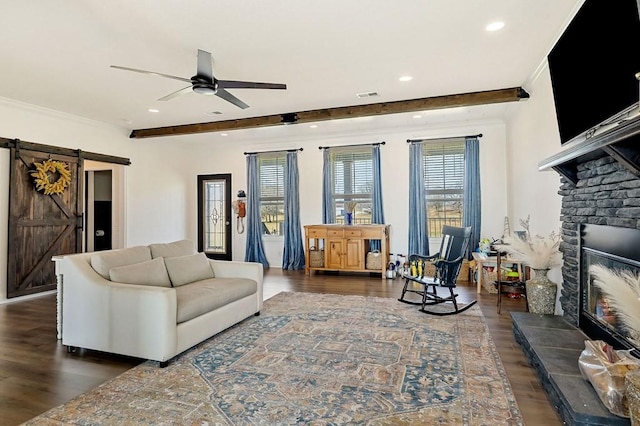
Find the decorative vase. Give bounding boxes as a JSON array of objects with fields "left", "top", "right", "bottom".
[
  {"left": 526, "top": 268, "right": 557, "bottom": 314},
  {"left": 346, "top": 212, "right": 353, "bottom": 225}
]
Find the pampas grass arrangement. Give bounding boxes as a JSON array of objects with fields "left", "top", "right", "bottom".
[
  {"left": 590, "top": 264, "right": 640, "bottom": 345},
  {"left": 497, "top": 230, "right": 562, "bottom": 270}
]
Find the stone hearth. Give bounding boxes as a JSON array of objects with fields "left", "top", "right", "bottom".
[{"left": 512, "top": 312, "right": 629, "bottom": 426}]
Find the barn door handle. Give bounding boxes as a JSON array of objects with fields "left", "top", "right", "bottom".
[{"left": 76, "top": 213, "right": 84, "bottom": 230}]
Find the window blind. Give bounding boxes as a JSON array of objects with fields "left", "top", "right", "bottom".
[
  {"left": 330, "top": 146, "right": 373, "bottom": 224},
  {"left": 423, "top": 142, "right": 464, "bottom": 193},
  {"left": 331, "top": 147, "right": 373, "bottom": 197},
  {"left": 258, "top": 153, "right": 286, "bottom": 235},
  {"left": 258, "top": 154, "right": 285, "bottom": 199},
  {"left": 422, "top": 140, "right": 465, "bottom": 236}
]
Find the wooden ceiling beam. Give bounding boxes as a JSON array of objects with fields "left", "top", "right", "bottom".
[{"left": 129, "top": 87, "right": 529, "bottom": 139}]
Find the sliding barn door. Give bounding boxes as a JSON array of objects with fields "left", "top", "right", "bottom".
[{"left": 7, "top": 148, "right": 83, "bottom": 298}]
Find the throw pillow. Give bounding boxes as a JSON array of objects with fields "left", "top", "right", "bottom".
[
  {"left": 149, "top": 240, "right": 196, "bottom": 259},
  {"left": 164, "top": 253, "right": 215, "bottom": 287},
  {"left": 91, "top": 245, "right": 152, "bottom": 280},
  {"left": 109, "top": 257, "right": 172, "bottom": 288}
]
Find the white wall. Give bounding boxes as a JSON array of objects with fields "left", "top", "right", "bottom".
[
  {"left": 127, "top": 119, "right": 510, "bottom": 266},
  {"left": 506, "top": 66, "right": 563, "bottom": 234},
  {"left": 506, "top": 62, "right": 565, "bottom": 312}
]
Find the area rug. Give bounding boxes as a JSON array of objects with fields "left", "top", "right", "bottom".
[{"left": 24, "top": 292, "right": 523, "bottom": 425}]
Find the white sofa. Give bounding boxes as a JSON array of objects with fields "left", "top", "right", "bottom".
[{"left": 59, "top": 240, "right": 263, "bottom": 366}]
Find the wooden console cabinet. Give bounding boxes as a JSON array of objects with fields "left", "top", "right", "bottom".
[{"left": 304, "top": 224, "right": 390, "bottom": 279}]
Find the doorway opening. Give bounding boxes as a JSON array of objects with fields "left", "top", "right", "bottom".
[{"left": 84, "top": 161, "right": 126, "bottom": 252}]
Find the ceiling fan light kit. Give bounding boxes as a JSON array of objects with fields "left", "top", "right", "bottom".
[
  {"left": 111, "top": 49, "right": 286, "bottom": 109},
  {"left": 192, "top": 82, "right": 217, "bottom": 96}
]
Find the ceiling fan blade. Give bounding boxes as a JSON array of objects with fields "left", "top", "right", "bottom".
[
  {"left": 110, "top": 65, "right": 191, "bottom": 83},
  {"left": 158, "top": 85, "right": 193, "bottom": 101},
  {"left": 218, "top": 80, "right": 287, "bottom": 90},
  {"left": 196, "top": 49, "right": 213, "bottom": 79},
  {"left": 215, "top": 88, "right": 249, "bottom": 109}
]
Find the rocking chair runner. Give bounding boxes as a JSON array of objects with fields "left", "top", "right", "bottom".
[{"left": 398, "top": 225, "right": 476, "bottom": 315}]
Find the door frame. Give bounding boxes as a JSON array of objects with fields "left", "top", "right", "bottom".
[{"left": 83, "top": 161, "right": 126, "bottom": 251}]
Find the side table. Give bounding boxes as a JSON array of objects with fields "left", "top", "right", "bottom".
[{"left": 471, "top": 252, "right": 525, "bottom": 294}]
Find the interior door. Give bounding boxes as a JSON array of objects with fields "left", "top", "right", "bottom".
[
  {"left": 198, "top": 174, "right": 232, "bottom": 260},
  {"left": 7, "top": 149, "right": 82, "bottom": 298}
]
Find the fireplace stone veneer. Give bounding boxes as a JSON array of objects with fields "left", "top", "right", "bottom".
[{"left": 558, "top": 154, "right": 640, "bottom": 327}]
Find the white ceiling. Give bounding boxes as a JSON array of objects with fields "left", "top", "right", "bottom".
[{"left": 0, "top": 1, "right": 582, "bottom": 139}]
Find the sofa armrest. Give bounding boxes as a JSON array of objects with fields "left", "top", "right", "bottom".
[
  {"left": 61, "top": 254, "right": 178, "bottom": 361},
  {"left": 209, "top": 259, "right": 263, "bottom": 311}
]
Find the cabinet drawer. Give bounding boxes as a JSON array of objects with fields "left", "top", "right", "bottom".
[
  {"left": 361, "top": 228, "right": 381, "bottom": 238},
  {"left": 307, "top": 228, "right": 327, "bottom": 238},
  {"left": 327, "top": 229, "right": 344, "bottom": 238},
  {"left": 344, "top": 229, "right": 362, "bottom": 238}
]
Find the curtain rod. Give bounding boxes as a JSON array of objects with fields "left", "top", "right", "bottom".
[
  {"left": 318, "top": 141, "right": 385, "bottom": 150},
  {"left": 244, "top": 147, "right": 303, "bottom": 155},
  {"left": 406, "top": 133, "right": 482, "bottom": 144}
]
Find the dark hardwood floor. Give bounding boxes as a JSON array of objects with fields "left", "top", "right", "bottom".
[{"left": 0, "top": 269, "right": 561, "bottom": 426}]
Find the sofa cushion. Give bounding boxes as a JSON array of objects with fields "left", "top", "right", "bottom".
[
  {"left": 164, "top": 253, "right": 214, "bottom": 287},
  {"left": 149, "top": 240, "right": 196, "bottom": 259},
  {"left": 90, "top": 246, "right": 152, "bottom": 280},
  {"left": 108, "top": 257, "right": 172, "bottom": 288},
  {"left": 175, "top": 277, "right": 257, "bottom": 323}
]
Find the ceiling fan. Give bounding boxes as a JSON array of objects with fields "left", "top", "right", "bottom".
[{"left": 110, "top": 49, "right": 286, "bottom": 109}]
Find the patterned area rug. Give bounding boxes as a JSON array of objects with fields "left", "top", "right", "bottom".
[{"left": 25, "top": 292, "right": 523, "bottom": 425}]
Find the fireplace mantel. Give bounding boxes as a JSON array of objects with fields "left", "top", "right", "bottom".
[{"left": 539, "top": 114, "right": 640, "bottom": 184}]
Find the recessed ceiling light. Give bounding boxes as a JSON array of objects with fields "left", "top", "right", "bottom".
[
  {"left": 204, "top": 111, "right": 222, "bottom": 116},
  {"left": 413, "top": 114, "right": 422, "bottom": 119},
  {"left": 399, "top": 76, "right": 413, "bottom": 82},
  {"left": 220, "top": 133, "right": 228, "bottom": 137},
  {"left": 309, "top": 124, "right": 318, "bottom": 128},
  {"left": 486, "top": 21, "right": 505, "bottom": 32},
  {"left": 148, "top": 108, "right": 159, "bottom": 113}
]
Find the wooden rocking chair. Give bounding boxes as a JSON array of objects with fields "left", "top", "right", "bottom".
[{"left": 398, "top": 225, "right": 476, "bottom": 315}]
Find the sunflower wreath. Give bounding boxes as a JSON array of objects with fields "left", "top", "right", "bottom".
[{"left": 30, "top": 159, "right": 71, "bottom": 195}]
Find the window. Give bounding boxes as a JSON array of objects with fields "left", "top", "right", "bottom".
[
  {"left": 330, "top": 147, "right": 373, "bottom": 224},
  {"left": 423, "top": 140, "right": 465, "bottom": 237},
  {"left": 258, "top": 153, "right": 285, "bottom": 236}
]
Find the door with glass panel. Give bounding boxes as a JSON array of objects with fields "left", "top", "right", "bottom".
[{"left": 198, "top": 174, "right": 232, "bottom": 260}]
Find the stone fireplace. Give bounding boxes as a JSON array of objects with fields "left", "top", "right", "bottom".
[
  {"left": 542, "top": 115, "right": 640, "bottom": 334},
  {"left": 510, "top": 117, "right": 640, "bottom": 425},
  {"left": 557, "top": 155, "right": 640, "bottom": 347}
]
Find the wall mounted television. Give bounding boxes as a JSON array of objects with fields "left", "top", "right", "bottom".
[{"left": 548, "top": 0, "right": 640, "bottom": 145}]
